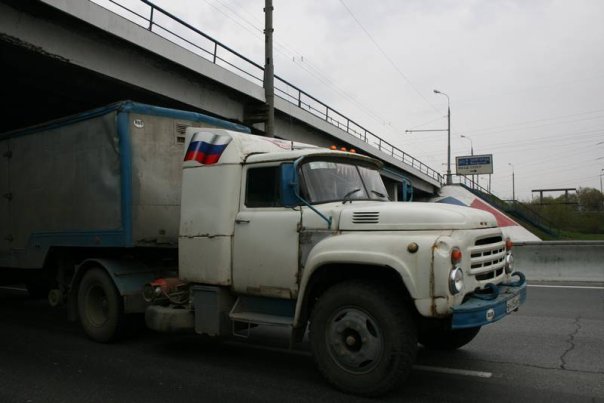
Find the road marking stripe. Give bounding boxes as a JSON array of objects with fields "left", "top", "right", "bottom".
[
  {"left": 413, "top": 365, "right": 493, "bottom": 378},
  {"left": 529, "top": 284, "right": 604, "bottom": 290},
  {"left": 226, "top": 341, "right": 494, "bottom": 379},
  {"left": 0, "top": 286, "right": 27, "bottom": 292}
]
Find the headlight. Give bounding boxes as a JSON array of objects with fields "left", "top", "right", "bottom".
[
  {"left": 449, "top": 266, "right": 464, "bottom": 294},
  {"left": 505, "top": 252, "right": 514, "bottom": 274},
  {"left": 448, "top": 247, "right": 464, "bottom": 294}
]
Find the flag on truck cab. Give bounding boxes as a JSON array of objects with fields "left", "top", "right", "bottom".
[{"left": 184, "top": 132, "right": 232, "bottom": 164}]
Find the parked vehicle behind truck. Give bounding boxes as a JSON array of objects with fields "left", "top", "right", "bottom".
[{"left": 0, "top": 101, "right": 526, "bottom": 396}]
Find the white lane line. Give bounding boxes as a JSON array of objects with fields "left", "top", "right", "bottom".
[
  {"left": 0, "top": 286, "right": 27, "bottom": 292},
  {"left": 226, "top": 341, "right": 494, "bottom": 379},
  {"left": 529, "top": 284, "right": 604, "bottom": 290},
  {"left": 413, "top": 365, "right": 493, "bottom": 378}
]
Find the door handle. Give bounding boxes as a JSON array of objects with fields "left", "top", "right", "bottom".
[{"left": 235, "top": 218, "right": 250, "bottom": 224}]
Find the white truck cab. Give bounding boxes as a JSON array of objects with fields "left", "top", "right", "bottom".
[{"left": 145, "top": 129, "right": 527, "bottom": 396}]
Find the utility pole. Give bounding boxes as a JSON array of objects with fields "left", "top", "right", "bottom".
[{"left": 263, "top": 0, "right": 275, "bottom": 137}]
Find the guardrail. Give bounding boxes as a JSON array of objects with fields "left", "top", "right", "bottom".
[
  {"left": 94, "top": 0, "right": 444, "bottom": 183},
  {"left": 514, "top": 241, "right": 604, "bottom": 282}
]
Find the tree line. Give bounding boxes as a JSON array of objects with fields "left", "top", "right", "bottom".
[{"left": 526, "top": 187, "right": 604, "bottom": 235}]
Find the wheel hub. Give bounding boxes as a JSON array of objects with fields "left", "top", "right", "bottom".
[{"left": 326, "top": 308, "right": 384, "bottom": 374}]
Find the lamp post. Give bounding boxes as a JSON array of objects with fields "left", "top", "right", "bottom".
[
  {"left": 508, "top": 163, "right": 515, "bottom": 202},
  {"left": 600, "top": 168, "right": 604, "bottom": 194},
  {"left": 460, "top": 134, "right": 474, "bottom": 155},
  {"left": 434, "top": 89, "right": 451, "bottom": 184},
  {"left": 460, "top": 134, "right": 475, "bottom": 188}
]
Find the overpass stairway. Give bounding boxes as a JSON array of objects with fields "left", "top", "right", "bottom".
[{"left": 459, "top": 184, "right": 561, "bottom": 239}]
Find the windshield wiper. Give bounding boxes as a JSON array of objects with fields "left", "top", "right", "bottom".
[
  {"left": 342, "top": 188, "right": 361, "bottom": 204},
  {"left": 371, "top": 190, "right": 387, "bottom": 199}
]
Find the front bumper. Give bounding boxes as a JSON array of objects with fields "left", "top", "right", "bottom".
[{"left": 451, "top": 272, "right": 527, "bottom": 329}]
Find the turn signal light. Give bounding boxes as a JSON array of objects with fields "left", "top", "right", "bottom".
[
  {"left": 505, "top": 237, "right": 513, "bottom": 251},
  {"left": 451, "top": 247, "right": 462, "bottom": 264}
]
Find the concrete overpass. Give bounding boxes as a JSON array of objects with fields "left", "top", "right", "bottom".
[{"left": 0, "top": 0, "right": 443, "bottom": 197}]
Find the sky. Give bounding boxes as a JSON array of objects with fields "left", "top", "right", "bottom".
[{"left": 94, "top": 0, "right": 604, "bottom": 201}]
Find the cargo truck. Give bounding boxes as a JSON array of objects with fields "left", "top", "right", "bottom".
[{"left": 0, "top": 101, "right": 526, "bottom": 396}]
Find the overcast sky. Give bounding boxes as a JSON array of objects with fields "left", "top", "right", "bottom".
[{"left": 95, "top": 0, "right": 604, "bottom": 201}]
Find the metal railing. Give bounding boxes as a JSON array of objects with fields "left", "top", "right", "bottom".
[
  {"left": 456, "top": 178, "right": 560, "bottom": 237},
  {"left": 94, "top": 0, "right": 444, "bottom": 183}
]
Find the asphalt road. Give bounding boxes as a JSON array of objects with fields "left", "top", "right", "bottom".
[{"left": 0, "top": 283, "right": 602, "bottom": 403}]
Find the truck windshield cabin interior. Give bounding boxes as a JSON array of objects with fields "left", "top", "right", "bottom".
[{"left": 300, "top": 160, "right": 388, "bottom": 204}]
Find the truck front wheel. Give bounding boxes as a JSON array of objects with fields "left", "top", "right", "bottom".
[
  {"left": 77, "top": 268, "right": 125, "bottom": 343},
  {"left": 309, "top": 281, "right": 417, "bottom": 397}
]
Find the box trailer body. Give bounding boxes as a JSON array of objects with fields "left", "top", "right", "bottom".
[{"left": 0, "top": 101, "right": 249, "bottom": 270}]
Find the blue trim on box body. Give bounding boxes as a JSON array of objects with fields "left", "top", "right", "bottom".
[
  {"left": 451, "top": 279, "right": 527, "bottom": 329},
  {"left": 117, "top": 109, "right": 134, "bottom": 246},
  {"left": 119, "top": 101, "right": 251, "bottom": 133}
]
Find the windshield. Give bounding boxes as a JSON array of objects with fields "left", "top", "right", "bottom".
[{"left": 300, "top": 160, "right": 389, "bottom": 204}]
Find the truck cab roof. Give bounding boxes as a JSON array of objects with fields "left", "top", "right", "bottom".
[{"left": 183, "top": 129, "right": 382, "bottom": 167}]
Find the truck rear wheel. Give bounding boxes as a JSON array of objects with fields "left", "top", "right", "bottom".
[
  {"left": 309, "top": 281, "right": 417, "bottom": 397},
  {"left": 419, "top": 326, "right": 481, "bottom": 350},
  {"left": 77, "top": 267, "right": 125, "bottom": 343}
]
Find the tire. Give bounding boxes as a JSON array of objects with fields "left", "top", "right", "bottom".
[
  {"left": 309, "top": 281, "right": 417, "bottom": 397},
  {"left": 419, "top": 326, "right": 481, "bottom": 350},
  {"left": 77, "top": 268, "right": 126, "bottom": 343}
]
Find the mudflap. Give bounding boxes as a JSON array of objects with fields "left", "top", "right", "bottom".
[{"left": 451, "top": 272, "right": 527, "bottom": 329}]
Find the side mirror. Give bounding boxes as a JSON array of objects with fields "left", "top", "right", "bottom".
[
  {"left": 400, "top": 178, "right": 414, "bottom": 202},
  {"left": 280, "top": 163, "right": 299, "bottom": 207}
]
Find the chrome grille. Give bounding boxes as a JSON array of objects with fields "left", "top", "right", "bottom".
[{"left": 352, "top": 211, "right": 380, "bottom": 224}]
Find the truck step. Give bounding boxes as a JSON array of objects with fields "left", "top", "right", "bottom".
[{"left": 229, "top": 296, "right": 295, "bottom": 336}]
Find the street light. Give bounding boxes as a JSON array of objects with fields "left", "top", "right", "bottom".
[
  {"left": 508, "top": 163, "right": 515, "bottom": 201},
  {"left": 433, "top": 89, "right": 451, "bottom": 184},
  {"left": 460, "top": 135, "right": 476, "bottom": 188},
  {"left": 460, "top": 134, "right": 474, "bottom": 156},
  {"left": 600, "top": 168, "right": 604, "bottom": 194}
]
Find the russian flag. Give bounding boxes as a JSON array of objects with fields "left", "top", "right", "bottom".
[{"left": 184, "top": 132, "right": 232, "bottom": 164}]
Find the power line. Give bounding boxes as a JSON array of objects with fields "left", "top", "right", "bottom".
[
  {"left": 338, "top": 0, "right": 440, "bottom": 114},
  {"left": 202, "top": 0, "right": 405, "bottom": 134},
  {"left": 462, "top": 109, "right": 604, "bottom": 136}
]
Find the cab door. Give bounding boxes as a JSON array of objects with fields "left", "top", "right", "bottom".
[{"left": 232, "top": 164, "right": 301, "bottom": 299}]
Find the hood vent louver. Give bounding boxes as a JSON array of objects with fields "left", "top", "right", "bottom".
[{"left": 352, "top": 211, "right": 380, "bottom": 224}]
